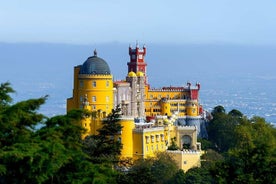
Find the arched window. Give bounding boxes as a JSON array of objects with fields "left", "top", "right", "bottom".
[
  {"left": 182, "top": 135, "right": 192, "bottom": 149},
  {"left": 92, "top": 81, "right": 96, "bottom": 87}
]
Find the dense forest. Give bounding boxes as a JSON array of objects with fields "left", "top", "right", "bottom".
[{"left": 0, "top": 82, "right": 275, "bottom": 184}]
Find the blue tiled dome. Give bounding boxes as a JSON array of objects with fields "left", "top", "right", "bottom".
[{"left": 79, "top": 50, "right": 111, "bottom": 75}]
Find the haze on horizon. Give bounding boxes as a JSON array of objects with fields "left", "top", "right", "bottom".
[{"left": 1, "top": 1, "right": 276, "bottom": 124}]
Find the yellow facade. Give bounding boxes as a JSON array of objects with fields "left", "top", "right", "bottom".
[
  {"left": 67, "top": 48, "right": 203, "bottom": 172},
  {"left": 133, "top": 127, "right": 167, "bottom": 159},
  {"left": 67, "top": 66, "right": 113, "bottom": 114},
  {"left": 144, "top": 88, "right": 200, "bottom": 117},
  {"left": 119, "top": 117, "right": 135, "bottom": 159},
  {"left": 167, "top": 150, "right": 201, "bottom": 172},
  {"left": 67, "top": 53, "right": 114, "bottom": 137}
]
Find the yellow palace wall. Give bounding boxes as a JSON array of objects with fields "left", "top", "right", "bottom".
[
  {"left": 67, "top": 66, "right": 113, "bottom": 115},
  {"left": 133, "top": 127, "right": 167, "bottom": 159},
  {"left": 119, "top": 117, "right": 135, "bottom": 159},
  {"left": 167, "top": 150, "right": 201, "bottom": 172},
  {"left": 144, "top": 88, "right": 199, "bottom": 117}
]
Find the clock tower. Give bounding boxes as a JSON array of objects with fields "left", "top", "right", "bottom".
[{"left": 127, "top": 43, "right": 148, "bottom": 84}]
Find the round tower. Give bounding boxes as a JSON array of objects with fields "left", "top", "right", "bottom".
[
  {"left": 67, "top": 50, "right": 113, "bottom": 134},
  {"left": 161, "top": 98, "right": 171, "bottom": 116},
  {"left": 186, "top": 100, "right": 198, "bottom": 117},
  {"left": 119, "top": 117, "right": 135, "bottom": 159},
  {"left": 126, "top": 72, "right": 138, "bottom": 117}
]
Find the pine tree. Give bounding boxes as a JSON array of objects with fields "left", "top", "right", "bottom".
[{"left": 83, "top": 106, "right": 123, "bottom": 163}]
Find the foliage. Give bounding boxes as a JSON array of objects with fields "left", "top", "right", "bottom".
[
  {"left": 0, "top": 82, "right": 15, "bottom": 107},
  {"left": 183, "top": 167, "right": 214, "bottom": 184},
  {"left": 97, "top": 106, "right": 123, "bottom": 156},
  {"left": 211, "top": 105, "right": 225, "bottom": 115},
  {"left": 205, "top": 106, "right": 276, "bottom": 183},
  {"left": 228, "top": 109, "right": 243, "bottom": 118},
  {"left": 197, "top": 138, "right": 213, "bottom": 150},
  {"left": 0, "top": 82, "right": 117, "bottom": 183},
  {"left": 207, "top": 106, "right": 247, "bottom": 153},
  {"left": 167, "top": 137, "right": 179, "bottom": 150},
  {"left": 1, "top": 83, "right": 276, "bottom": 183},
  {"left": 201, "top": 149, "right": 224, "bottom": 169},
  {"left": 212, "top": 116, "right": 276, "bottom": 183},
  {"left": 118, "top": 152, "right": 178, "bottom": 184},
  {"left": 83, "top": 106, "right": 123, "bottom": 163},
  {"left": 167, "top": 169, "right": 186, "bottom": 184}
]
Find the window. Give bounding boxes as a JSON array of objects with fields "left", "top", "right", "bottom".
[
  {"left": 161, "top": 134, "right": 165, "bottom": 141},
  {"left": 145, "top": 136, "right": 149, "bottom": 144},
  {"left": 106, "top": 81, "right": 109, "bottom": 87},
  {"left": 92, "top": 81, "right": 96, "bottom": 87},
  {"left": 80, "top": 96, "right": 83, "bottom": 102},
  {"left": 156, "top": 144, "right": 158, "bottom": 150},
  {"left": 156, "top": 135, "right": 160, "bottom": 142},
  {"left": 92, "top": 96, "right": 96, "bottom": 102},
  {"left": 151, "top": 135, "right": 155, "bottom": 143},
  {"left": 80, "top": 81, "right": 84, "bottom": 88},
  {"left": 150, "top": 95, "right": 153, "bottom": 99},
  {"left": 92, "top": 105, "right": 96, "bottom": 110},
  {"left": 106, "top": 96, "right": 109, "bottom": 102}
]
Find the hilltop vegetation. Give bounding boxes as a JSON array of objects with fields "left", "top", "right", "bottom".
[{"left": 0, "top": 82, "right": 275, "bottom": 183}]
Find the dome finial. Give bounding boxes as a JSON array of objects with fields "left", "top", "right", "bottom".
[{"left": 94, "top": 49, "right": 97, "bottom": 56}]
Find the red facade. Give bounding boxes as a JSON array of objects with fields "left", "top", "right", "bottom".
[{"left": 127, "top": 44, "right": 148, "bottom": 83}]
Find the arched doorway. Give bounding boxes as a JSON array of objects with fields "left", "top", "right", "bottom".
[{"left": 181, "top": 135, "right": 191, "bottom": 149}]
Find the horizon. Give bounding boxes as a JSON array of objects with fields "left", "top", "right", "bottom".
[
  {"left": 0, "top": 42, "right": 275, "bottom": 125},
  {"left": 1, "top": 1, "right": 276, "bottom": 124}
]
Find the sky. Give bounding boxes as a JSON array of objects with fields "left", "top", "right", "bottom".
[{"left": 1, "top": 0, "right": 276, "bottom": 45}]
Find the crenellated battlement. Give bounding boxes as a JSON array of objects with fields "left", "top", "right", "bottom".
[{"left": 167, "top": 150, "right": 201, "bottom": 155}]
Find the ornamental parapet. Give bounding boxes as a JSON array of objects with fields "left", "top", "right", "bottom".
[
  {"left": 166, "top": 150, "right": 201, "bottom": 155},
  {"left": 133, "top": 126, "right": 164, "bottom": 133},
  {"left": 148, "top": 85, "right": 199, "bottom": 92},
  {"left": 177, "top": 125, "right": 197, "bottom": 130},
  {"left": 149, "top": 88, "right": 185, "bottom": 92},
  {"left": 118, "top": 116, "right": 135, "bottom": 121},
  {"left": 78, "top": 74, "right": 112, "bottom": 79},
  {"left": 178, "top": 115, "right": 203, "bottom": 120}
]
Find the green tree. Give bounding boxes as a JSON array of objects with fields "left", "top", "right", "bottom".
[
  {"left": 124, "top": 152, "right": 178, "bottom": 184},
  {"left": 207, "top": 106, "right": 246, "bottom": 153},
  {"left": 167, "top": 137, "right": 179, "bottom": 150},
  {"left": 211, "top": 105, "right": 225, "bottom": 116},
  {"left": 83, "top": 106, "right": 123, "bottom": 163},
  {"left": 183, "top": 167, "right": 214, "bottom": 184},
  {"left": 167, "top": 169, "right": 186, "bottom": 184},
  {"left": 228, "top": 109, "right": 243, "bottom": 118},
  {"left": 212, "top": 116, "right": 276, "bottom": 183},
  {"left": 0, "top": 82, "right": 15, "bottom": 107},
  {"left": 0, "top": 82, "right": 117, "bottom": 183},
  {"left": 207, "top": 112, "right": 237, "bottom": 152}
]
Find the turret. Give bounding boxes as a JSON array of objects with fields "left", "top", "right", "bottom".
[
  {"left": 127, "top": 43, "right": 148, "bottom": 84},
  {"left": 126, "top": 72, "right": 138, "bottom": 117}
]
